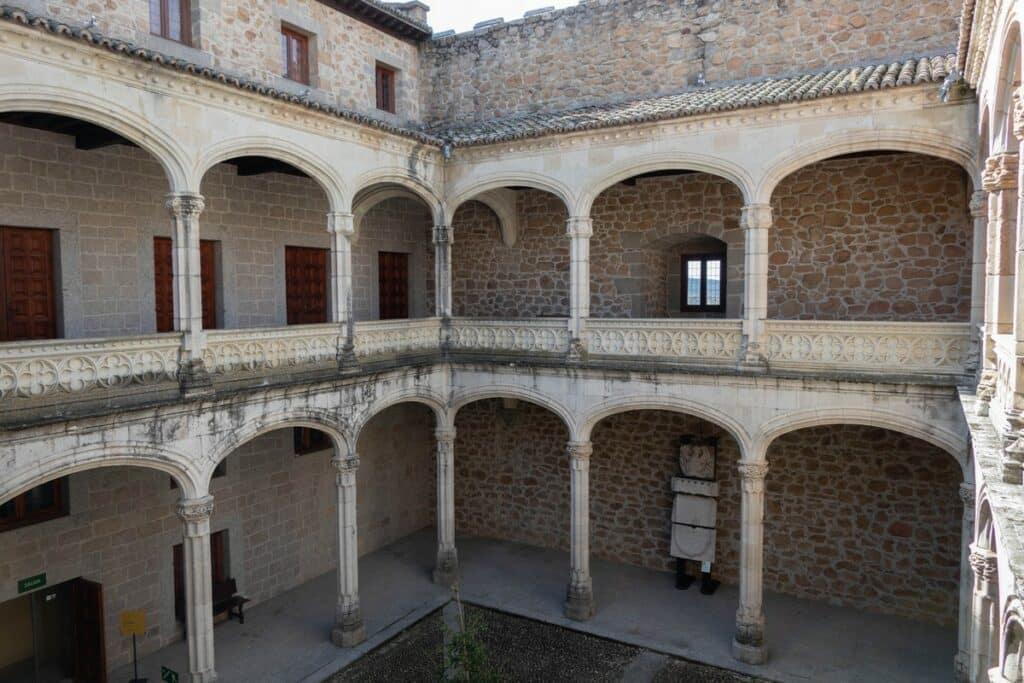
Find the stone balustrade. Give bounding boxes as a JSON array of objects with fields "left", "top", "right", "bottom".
[
  {"left": 0, "top": 333, "right": 182, "bottom": 399},
  {"left": 586, "top": 319, "right": 744, "bottom": 364},
  {"left": 0, "top": 319, "right": 976, "bottom": 402},
  {"left": 764, "top": 320, "right": 971, "bottom": 378}
]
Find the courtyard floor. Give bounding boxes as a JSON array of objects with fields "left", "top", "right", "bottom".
[{"left": 114, "top": 528, "right": 956, "bottom": 683}]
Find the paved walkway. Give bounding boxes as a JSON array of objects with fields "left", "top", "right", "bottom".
[{"left": 116, "top": 529, "right": 956, "bottom": 683}]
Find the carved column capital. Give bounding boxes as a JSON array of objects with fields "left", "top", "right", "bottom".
[
  {"left": 741, "top": 204, "right": 773, "bottom": 230},
  {"left": 327, "top": 212, "right": 355, "bottom": 236},
  {"left": 970, "top": 190, "right": 989, "bottom": 218},
  {"left": 177, "top": 495, "right": 214, "bottom": 537},
  {"left": 959, "top": 482, "right": 976, "bottom": 508},
  {"left": 332, "top": 454, "right": 361, "bottom": 473},
  {"left": 435, "top": 427, "right": 456, "bottom": 446},
  {"left": 982, "top": 153, "right": 1019, "bottom": 193},
  {"left": 1014, "top": 87, "right": 1024, "bottom": 141},
  {"left": 565, "top": 216, "right": 594, "bottom": 239},
  {"left": 432, "top": 224, "right": 452, "bottom": 245},
  {"left": 969, "top": 546, "right": 998, "bottom": 582},
  {"left": 567, "top": 440, "right": 593, "bottom": 462},
  {"left": 165, "top": 192, "right": 206, "bottom": 218},
  {"left": 737, "top": 462, "right": 769, "bottom": 492}
]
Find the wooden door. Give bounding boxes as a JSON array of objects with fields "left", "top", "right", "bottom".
[
  {"left": 377, "top": 251, "right": 409, "bottom": 320},
  {"left": 72, "top": 578, "right": 107, "bottom": 683},
  {"left": 285, "top": 246, "right": 328, "bottom": 325},
  {"left": 153, "top": 237, "right": 218, "bottom": 332},
  {"left": 0, "top": 227, "right": 57, "bottom": 341}
]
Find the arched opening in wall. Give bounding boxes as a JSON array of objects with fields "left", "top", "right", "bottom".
[
  {"left": 767, "top": 151, "right": 973, "bottom": 321},
  {"left": 452, "top": 397, "right": 570, "bottom": 598},
  {"left": 0, "top": 465, "right": 191, "bottom": 681},
  {"left": 197, "top": 157, "right": 331, "bottom": 331},
  {"left": 587, "top": 409, "right": 741, "bottom": 584},
  {"left": 973, "top": 499, "right": 1002, "bottom": 678},
  {"left": 764, "top": 425, "right": 962, "bottom": 631},
  {"left": 449, "top": 189, "right": 570, "bottom": 319},
  {"left": 0, "top": 112, "right": 179, "bottom": 341},
  {"left": 351, "top": 184, "right": 437, "bottom": 321},
  {"left": 1003, "top": 617, "right": 1024, "bottom": 682},
  {"left": 588, "top": 169, "right": 744, "bottom": 319}
]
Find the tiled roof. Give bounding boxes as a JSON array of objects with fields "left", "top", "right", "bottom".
[
  {"left": 326, "top": 0, "right": 432, "bottom": 39},
  {"left": 431, "top": 55, "right": 957, "bottom": 146},
  {"left": 0, "top": 4, "right": 956, "bottom": 150}
]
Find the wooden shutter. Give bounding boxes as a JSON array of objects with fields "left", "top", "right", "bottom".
[
  {"left": 0, "top": 227, "right": 57, "bottom": 342},
  {"left": 376, "top": 65, "right": 396, "bottom": 113},
  {"left": 281, "top": 27, "right": 309, "bottom": 84},
  {"left": 154, "top": 237, "right": 174, "bottom": 333},
  {"left": 285, "top": 246, "right": 328, "bottom": 325},
  {"left": 72, "top": 578, "right": 107, "bottom": 683},
  {"left": 200, "top": 240, "right": 218, "bottom": 330},
  {"left": 377, "top": 251, "right": 409, "bottom": 320}
]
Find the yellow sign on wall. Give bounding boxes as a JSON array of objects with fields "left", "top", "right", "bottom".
[{"left": 119, "top": 610, "right": 146, "bottom": 636}]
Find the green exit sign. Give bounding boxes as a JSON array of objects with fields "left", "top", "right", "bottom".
[
  {"left": 17, "top": 573, "right": 46, "bottom": 594},
  {"left": 161, "top": 666, "right": 179, "bottom": 683}
]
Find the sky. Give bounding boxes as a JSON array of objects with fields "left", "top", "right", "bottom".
[{"left": 426, "top": 0, "right": 578, "bottom": 34}]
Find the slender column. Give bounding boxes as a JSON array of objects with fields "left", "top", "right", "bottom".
[
  {"left": 328, "top": 212, "right": 357, "bottom": 367},
  {"left": 331, "top": 454, "right": 366, "bottom": 647},
  {"left": 983, "top": 153, "right": 1018, "bottom": 341},
  {"left": 565, "top": 440, "right": 595, "bottom": 620},
  {"left": 177, "top": 496, "right": 217, "bottom": 683},
  {"left": 740, "top": 204, "right": 772, "bottom": 368},
  {"left": 166, "top": 193, "right": 212, "bottom": 395},
  {"left": 970, "top": 191, "right": 990, "bottom": 385},
  {"left": 566, "top": 217, "right": 593, "bottom": 360},
  {"left": 733, "top": 461, "right": 769, "bottom": 665},
  {"left": 956, "top": 483, "right": 977, "bottom": 682},
  {"left": 968, "top": 545, "right": 1000, "bottom": 682},
  {"left": 433, "top": 427, "right": 459, "bottom": 586},
  {"left": 433, "top": 224, "right": 453, "bottom": 319}
]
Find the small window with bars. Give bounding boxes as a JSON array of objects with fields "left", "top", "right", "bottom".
[
  {"left": 681, "top": 253, "right": 726, "bottom": 313},
  {"left": 150, "top": 0, "right": 192, "bottom": 45}
]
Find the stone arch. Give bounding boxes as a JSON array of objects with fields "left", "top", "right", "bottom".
[
  {"left": 757, "top": 407, "right": 969, "bottom": 475},
  {"left": 444, "top": 172, "right": 576, "bottom": 223},
  {"left": 0, "top": 84, "right": 191, "bottom": 191},
  {"left": 1003, "top": 599, "right": 1024, "bottom": 681},
  {"left": 352, "top": 388, "right": 448, "bottom": 438},
  {"left": 992, "top": 19, "right": 1022, "bottom": 153},
  {"left": 575, "top": 153, "right": 755, "bottom": 216},
  {"left": 351, "top": 169, "right": 444, "bottom": 231},
  {"left": 579, "top": 396, "right": 753, "bottom": 457},
  {"left": 753, "top": 129, "right": 978, "bottom": 205},
  {"left": 204, "top": 408, "right": 352, "bottom": 484},
  {"left": 0, "top": 442, "right": 202, "bottom": 503},
  {"left": 450, "top": 386, "right": 577, "bottom": 438},
  {"left": 193, "top": 137, "right": 347, "bottom": 211}
]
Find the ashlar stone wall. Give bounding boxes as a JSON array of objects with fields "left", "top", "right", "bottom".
[{"left": 422, "top": 0, "right": 960, "bottom": 124}]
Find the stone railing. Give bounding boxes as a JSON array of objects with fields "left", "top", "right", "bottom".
[
  {"left": 764, "top": 321, "right": 971, "bottom": 377},
  {"left": 446, "top": 318, "right": 571, "bottom": 355},
  {"left": 993, "top": 334, "right": 1021, "bottom": 417},
  {"left": 354, "top": 318, "right": 443, "bottom": 359},
  {"left": 204, "top": 324, "right": 342, "bottom": 375},
  {"left": 586, "top": 319, "right": 744, "bottom": 364},
  {"left": 0, "top": 333, "right": 182, "bottom": 399}
]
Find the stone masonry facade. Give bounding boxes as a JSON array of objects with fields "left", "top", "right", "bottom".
[
  {"left": 423, "top": 0, "right": 961, "bottom": 124},
  {"left": 455, "top": 406, "right": 960, "bottom": 626}
]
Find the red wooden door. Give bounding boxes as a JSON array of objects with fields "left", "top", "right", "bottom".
[
  {"left": 72, "top": 578, "right": 107, "bottom": 683},
  {"left": 377, "top": 251, "right": 409, "bottom": 320},
  {"left": 0, "top": 227, "right": 57, "bottom": 341},
  {"left": 153, "top": 237, "right": 218, "bottom": 332},
  {"left": 285, "top": 246, "right": 328, "bottom": 325}
]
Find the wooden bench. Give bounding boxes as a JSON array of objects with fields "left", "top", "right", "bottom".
[{"left": 176, "top": 578, "right": 249, "bottom": 631}]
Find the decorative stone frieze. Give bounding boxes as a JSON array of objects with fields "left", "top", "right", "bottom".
[
  {"left": 1014, "top": 87, "right": 1024, "bottom": 142},
  {"left": 969, "top": 548, "right": 998, "bottom": 583},
  {"left": 982, "top": 153, "right": 1019, "bottom": 193}
]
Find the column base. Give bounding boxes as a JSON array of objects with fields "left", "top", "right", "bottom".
[
  {"left": 179, "top": 359, "right": 214, "bottom": 398},
  {"left": 731, "top": 638, "right": 768, "bottom": 665},
  {"left": 331, "top": 620, "right": 367, "bottom": 648},
  {"left": 432, "top": 550, "right": 459, "bottom": 587},
  {"left": 564, "top": 583, "right": 595, "bottom": 621},
  {"left": 953, "top": 652, "right": 970, "bottom": 683}
]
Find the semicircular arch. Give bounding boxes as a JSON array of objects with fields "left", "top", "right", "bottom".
[
  {"left": 445, "top": 172, "right": 576, "bottom": 223},
  {"left": 450, "top": 385, "right": 576, "bottom": 438}
]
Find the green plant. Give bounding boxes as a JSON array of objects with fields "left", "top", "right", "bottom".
[{"left": 441, "top": 587, "right": 502, "bottom": 683}]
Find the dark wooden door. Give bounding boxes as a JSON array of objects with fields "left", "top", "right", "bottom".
[
  {"left": 377, "top": 251, "right": 409, "bottom": 320},
  {"left": 0, "top": 227, "right": 57, "bottom": 341},
  {"left": 285, "top": 246, "right": 328, "bottom": 325},
  {"left": 153, "top": 237, "right": 218, "bottom": 332},
  {"left": 72, "top": 578, "right": 107, "bottom": 683}
]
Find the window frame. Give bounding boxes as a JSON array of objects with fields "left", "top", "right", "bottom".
[
  {"left": 0, "top": 478, "right": 70, "bottom": 533},
  {"left": 150, "top": 0, "right": 193, "bottom": 46},
  {"left": 680, "top": 252, "right": 727, "bottom": 314},
  {"left": 375, "top": 63, "right": 397, "bottom": 114},
  {"left": 281, "top": 25, "right": 311, "bottom": 85},
  {"left": 294, "top": 427, "right": 332, "bottom": 455}
]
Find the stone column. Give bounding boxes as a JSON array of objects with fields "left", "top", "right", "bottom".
[
  {"left": 434, "top": 224, "right": 453, "bottom": 319},
  {"left": 970, "top": 191, "right": 990, "bottom": 385},
  {"left": 177, "top": 496, "right": 217, "bottom": 683},
  {"left": 740, "top": 204, "right": 772, "bottom": 368},
  {"left": 331, "top": 454, "right": 366, "bottom": 647},
  {"left": 433, "top": 427, "right": 459, "bottom": 586},
  {"left": 969, "top": 545, "right": 1000, "bottom": 682},
  {"left": 166, "top": 193, "right": 212, "bottom": 395},
  {"left": 565, "top": 440, "right": 594, "bottom": 620},
  {"left": 566, "top": 217, "right": 593, "bottom": 360},
  {"left": 956, "top": 483, "right": 977, "bottom": 682},
  {"left": 733, "top": 461, "right": 769, "bottom": 664},
  {"left": 328, "top": 212, "right": 357, "bottom": 367}
]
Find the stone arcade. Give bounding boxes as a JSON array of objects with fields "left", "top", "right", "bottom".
[{"left": 0, "top": 0, "right": 1018, "bottom": 681}]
